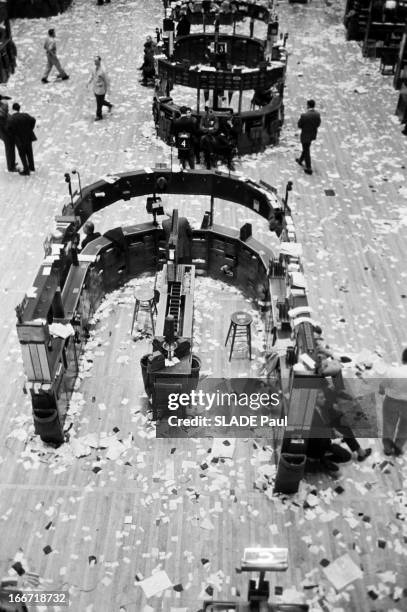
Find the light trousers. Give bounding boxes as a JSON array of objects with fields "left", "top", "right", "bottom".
[
  {"left": 43, "top": 53, "right": 66, "bottom": 79},
  {"left": 383, "top": 396, "right": 407, "bottom": 450}
]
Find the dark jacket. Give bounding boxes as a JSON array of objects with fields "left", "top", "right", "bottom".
[
  {"left": 0, "top": 100, "right": 11, "bottom": 140},
  {"left": 298, "top": 109, "right": 321, "bottom": 143},
  {"left": 7, "top": 111, "right": 36, "bottom": 146},
  {"left": 81, "top": 232, "right": 101, "bottom": 249},
  {"left": 0, "top": 100, "right": 8, "bottom": 127},
  {"left": 162, "top": 216, "right": 192, "bottom": 259},
  {"left": 176, "top": 17, "right": 191, "bottom": 38},
  {"left": 173, "top": 115, "right": 198, "bottom": 136},
  {"left": 306, "top": 406, "right": 333, "bottom": 459},
  {"left": 200, "top": 113, "right": 219, "bottom": 135},
  {"left": 173, "top": 115, "right": 198, "bottom": 148}
]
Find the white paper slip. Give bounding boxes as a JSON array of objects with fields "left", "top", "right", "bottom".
[
  {"left": 210, "top": 438, "right": 236, "bottom": 459},
  {"left": 101, "top": 174, "right": 121, "bottom": 184},
  {"left": 49, "top": 322, "right": 75, "bottom": 339},
  {"left": 323, "top": 553, "right": 363, "bottom": 590},
  {"left": 26, "top": 287, "right": 38, "bottom": 298},
  {"left": 288, "top": 306, "right": 313, "bottom": 318},
  {"left": 290, "top": 272, "right": 307, "bottom": 289},
  {"left": 78, "top": 253, "right": 98, "bottom": 263},
  {"left": 138, "top": 570, "right": 173, "bottom": 598},
  {"left": 279, "top": 242, "right": 303, "bottom": 257},
  {"left": 51, "top": 243, "right": 64, "bottom": 255},
  {"left": 242, "top": 547, "right": 288, "bottom": 570},
  {"left": 43, "top": 255, "right": 59, "bottom": 264}
]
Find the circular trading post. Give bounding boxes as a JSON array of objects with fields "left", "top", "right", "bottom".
[{"left": 152, "top": 1, "right": 288, "bottom": 167}]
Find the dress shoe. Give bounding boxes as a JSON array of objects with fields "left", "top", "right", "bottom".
[
  {"left": 393, "top": 443, "right": 403, "bottom": 456},
  {"left": 321, "top": 458, "right": 339, "bottom": 472},
  {"left": 94, "top": 116, "right": 102, "bottom": 121},
  {"left": 19, "top": 170, "right": 30, "bottom": 176},
  {"left": 357, "top": 448, "right": 372, "bottom": 462},
  {"left": 304, "top": 168, "right": 313, "bottom": 175},
  {"left": 41, "top": 77, "right": 49, "bottom": 83},
  {"left": 8, "top": 167, "right": 18, "bottom": 172},
  {"left": 295, "top": 157, "right": 303, "bottom": 166},
  {"left": 108, "top": 104, "right": 113, "bottom": 112},
  {"left": 61, "top": 74, "right": 69, "bottom": 80}
]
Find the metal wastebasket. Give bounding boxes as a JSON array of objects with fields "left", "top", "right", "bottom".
[
  {"left": 140, "top": 354, "right": 153, "bottom": 396},
  {"left": 274, "top": 453, "right": 306, "bottom": 494},
  {"left": 33, "top": 410, "right": 64, "bottom": 445}
]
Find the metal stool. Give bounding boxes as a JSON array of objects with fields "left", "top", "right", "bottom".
[
  {"left": 225, "top": 311, "right": 252, "bottom": 361},
  {"left": 131, "top": 288, "right": 157, "bottom": 335}
]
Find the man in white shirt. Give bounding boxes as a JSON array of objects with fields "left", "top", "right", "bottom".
[
  {"left": 41, "top": 29, "right": 69, "bottom": 83},
  {"left": 87, "top": 56, "right": 113, "bottom": 121},
  {"left": 379, "top": 348, "right": 407, "bottom": 455}
]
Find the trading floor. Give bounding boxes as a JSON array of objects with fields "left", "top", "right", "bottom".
[{"left": 0, "top": 0, "right": 406, "bottom": 611}]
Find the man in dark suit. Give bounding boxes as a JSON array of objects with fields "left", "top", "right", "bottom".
[
  {"left": 176, "top": 13, "right": 191, "bottom": 38},
  {"left": 0, "top": 95, "right": 17, "bottom": 172},
  {"left": 172, "top": 106, "right": 198, "bottom": 169},
  {"left": 296, "top": 99, "right": 321, "bottom": 175},
  {"left": 162, "top": 211, "right": 193, "bottom": 264},
  {"left": 306, "top": 389, "right": 353, "bottom": 474},
  {"left": 81, "top": 221, "right": 101, "bottom": 249},
  {"left": 7, "top": 103, "right": 36, "bottom": 176}
]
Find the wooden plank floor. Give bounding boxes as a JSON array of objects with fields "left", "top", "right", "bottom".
[{"left": 0, "top": 0, "right": 407, "bottom": 611}]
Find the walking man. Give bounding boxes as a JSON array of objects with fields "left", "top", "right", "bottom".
[
  {"left": 296, "top": 99, "right": 321, "bottom": 175},
  {"left": 41, "top": 29, "right": 69, "bottom": 83},
  {"left": 0, "top": 94, "right": 16, "bottom": 172},
  {"left": 7, "top": 103, "right": 36, "bottom": 176},
  {"left": 87, "top": 56, "right": 113, "bottom": 121}
]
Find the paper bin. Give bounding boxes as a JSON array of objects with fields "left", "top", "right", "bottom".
[
  {"left": 140, "top": 354, "right": 153, "bottom": 396},
  {"left": 274, "top": 453, "right": 306, "bottom": 494},
  {"left": 33, "top": 410, "right": 64, "bottom": 445}
]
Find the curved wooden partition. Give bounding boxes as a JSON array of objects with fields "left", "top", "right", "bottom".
[
  {"left": 15, "top": 169, "right": 290, "bottom": 444},
  {"left": 165, "top": 0, "right": 272, "bottom": 25},
  {"left": 173, "top": 33, "right": 266, "bottom": 67}
]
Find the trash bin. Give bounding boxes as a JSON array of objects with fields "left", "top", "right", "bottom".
[
  {"left": 140, "top": 354, "right": 153, "bottom": 396},
  {"left": 33, "top": 410, "right": 64, "bottom": 445},
  {"left": 185, "top": 355, "right": 202, "bottom": 415},
  {"left": 189, "top": 354, "right": 201, "bottom": 393},
  {"left": 274, "top": 453, "right": 306, "bottom": 494},
  {"left": 191, "top": 354, "right": 201, "bottom": 380}
]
